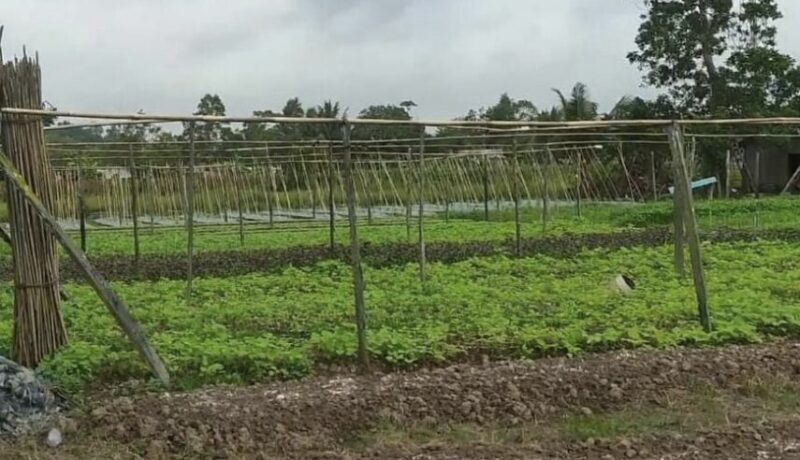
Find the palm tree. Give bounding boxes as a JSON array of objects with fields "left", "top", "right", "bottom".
[{"left": 551, "top": 82, "right": 598, "bottom": 121}]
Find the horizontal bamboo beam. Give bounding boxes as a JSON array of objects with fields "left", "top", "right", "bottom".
[{"left": 25, "top": 107, "right": 800, "bottom": 128}]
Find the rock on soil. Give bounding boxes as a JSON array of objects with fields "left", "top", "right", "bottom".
[{"left": 0, "top": 355, "right": 61, "bottom": 437}]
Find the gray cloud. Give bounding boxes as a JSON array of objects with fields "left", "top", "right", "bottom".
[{"left": 1, "top": 0, "right": 799, "bottom": 121}]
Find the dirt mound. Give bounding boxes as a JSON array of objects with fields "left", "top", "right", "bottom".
[{"left": 83, "top": 341, "right": 800, "bottom": 458}]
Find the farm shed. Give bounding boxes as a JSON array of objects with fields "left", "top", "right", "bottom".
[{"left": 743, "top": 139, "right": 800, "bottom": 193}]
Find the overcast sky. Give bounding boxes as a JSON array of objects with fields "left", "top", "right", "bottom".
[{"left": 3, "top": 0, "right": 800, "bottom": 121}]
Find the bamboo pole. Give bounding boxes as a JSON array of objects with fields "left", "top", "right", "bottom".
[
  {"left": 513, "top": 138, "right": 521, "bottom": 256},
  {"left": 667, "top": 123, "right": 711, "bottom": 332},
  {"left": 341, "top": 119, "right": 369, "bottom": 371},
  {"left": 405, "top": 147, "right": 412, "bottom": 241},
  {"left": 671, "top": 156, "right": 686, "bottom": 277},
  {"left": 0, "top": 54, "right": 67, "bottom": 367},
  {"left": 754, "top": 149, "right": 761, "bottom": 231},
  {"left": 542, "top": 148, "right": 550, "bottom": 232},
  {"left": 418, "top": 129, "right": 426, "bottom": 283},
  {"left": 77, "top": 164, "right": 87, "bottom": 252},
  {"left": 725, "top": 150, "right": 731, "bottom": 198},
  {"left": 265, "top": 146, "right": 274, "bottom": 228},
  {"left": 328, "top": 145, "right": 336, "bottom": 253},
  {"left": 128, "top": 145, "right": 140, "bottom": 270},
  {"left": 482, "top": 154, "right": 490, "bottom": 221},
  {"left": 0, "top": 152, "right": 171, "bottom": 384},
  {"left": 234, "top": 153, "right": 244, "bottom": 246},
  {"left": 650, "top": 150, "right": 658, "bottom": 201},
  {"left": 186, "top": 123, "right": 196, "bottom": 301},
  {"left": 576, "top": 150, "right": 582, "bottom": 217}
]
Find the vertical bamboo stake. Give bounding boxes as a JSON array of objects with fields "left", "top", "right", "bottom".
[
  {"left": 724, "top": 149, "right": 731, "bottom": 198},
  {"left": 234, "top": 153, "right": 244, "bottom": 246},
  {"left": 650, "top": 151, "right": 658, "bottom": 201},
  {"left": 265, "top": 145, "right": 274, "bottom": 228},
  {"left": 77, "top": 164, "right": 87, "bottom": 252},
  {"left": 576, "top": 150, "right": 582, "bottom": 218},
  {"left": 754, "top": 149, "right": 761, "bottom": 231},
  {"left": 405, "top": 147, "right": 412, "bottom": 241},
  {"left": 542, "top": 148, "right": 550, "bottom": 232},
  {"left": 186, "top": 122, "right": 196, "bottom": 301},
  {"left": 667, "top": 123, "right": 711, "bottom": 332},
  {"left": 671, "top": 154, "right": 686, "bottom": 278},
  {"left": 328, "top": 144, "right": 336, "bottom": 252},
  {"left": 341, "top": 119, "right": 369, "bottom": 371},
  {"left": 128, "top": 145, "right": 140, "bottom": 270},
  {"left": 418, "top": 128, "right": 426, "bottom": 283},
  {"left": 513, "top": 139, "right": 521, "bottom": 257},
  {"left": 482, "top": 154, "right": 490, "bottom": 221}
]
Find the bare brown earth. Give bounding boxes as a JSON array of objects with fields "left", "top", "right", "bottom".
[{"left": 7, "top": 341, "right": 800, "bottom": 459}]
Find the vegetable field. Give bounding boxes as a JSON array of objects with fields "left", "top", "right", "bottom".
[{"left": 3, "top": 196, "right": 800, "bottom": 391}]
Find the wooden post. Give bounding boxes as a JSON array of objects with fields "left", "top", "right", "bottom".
[
  {"left": 0, "top": 152, "right": 170, "bottom": 385},
  {"left": 186, "top": 122, "right": 196, "bottom": 301},
  {"left": 418, "top": 128, "right": 426, "bottom": 283},
  {"left": 77, "top": 164, "right": 87, "bottom": 252},
  {"left": 576, "top": 150, "right": 582, "bottom": 217},
  {"left": 513, "top": 139, "right": 521, "bottom": 257},
  {"left": 265, "top": 145, "right": 274, "bottom": 228},
  {"left": 234, "top": 153, "right": 244, "bottom": 246},
  {"left": 724, "top": 149, "right": 731, "bottom": 198},
  {"left": 341, "top": 118, "right": 369, "bottom": 371},
  {"left": 650, "top": 150, "right": 658, "bottom": 202},
  {"left": 667, "top": 123, "right": 710, "bottom": 332},
  {"left": 128, "top": 145, "right": 140, "bottom": 270},
  {"left": 327, "top": 144, "right": 335, "bottom": 253}
]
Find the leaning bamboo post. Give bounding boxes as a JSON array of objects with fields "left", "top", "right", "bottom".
[
  {"left": 512, "top": 138, "right": 521, "bottom": 256},
  {"left": 77, "top": 163, "right": 87, "bottom": 252},
  {"left": 341, "top": 118, "right": 369, "bottom": 371},
  {"left": 417, "top": 128, "right": 426, "bottom": 283},
  {"left": 0, "top": 54, "right": 67, "bottom": 367},
  {"left": 327, "top": 144, "right": 336, "bottom": 253},
  {"left": 186, "top": 122, "right": 196, "bottom": 301},
  {"left": 234, "top": 153, "right": 244, "bottom": 246},
  {"left": 667, "top": 123, "right": 711, "bottom": 332},
  {"left": 128, "top": 145, "right": 140, "bottom": 270},
  {"left": 0, "top": 152, "right": 170, "bottom": 384}
]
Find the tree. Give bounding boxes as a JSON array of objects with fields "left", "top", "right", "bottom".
[
  {"left": 353, "top": 104, "right": 418, "bottom": 140},
  {"left": 482, "top": 93, "right": 537, "bottom": 121},
  {"left": 628, "top": 0, "right": 799, "bottom": 116},
  {"left": 182, "top": 94, "right": 234, "bottom": 142},
  {"left": 305, "top": 100, "right": 341, "bottom": 140},
  {"left": 551, "top": 82, "right": 598, "bottom": 121}
]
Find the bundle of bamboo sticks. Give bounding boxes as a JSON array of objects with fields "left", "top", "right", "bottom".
[{"left": 0, "top": 52, "right": 67, "bottom": 366}]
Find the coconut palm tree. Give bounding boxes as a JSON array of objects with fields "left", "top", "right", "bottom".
[{"left": 551, "top": 82, "right": 598, "bottom": 121}]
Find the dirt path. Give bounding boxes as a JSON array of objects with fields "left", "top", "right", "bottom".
[{"left": 7, "top": 341, "right": 800, "bottom": 459}]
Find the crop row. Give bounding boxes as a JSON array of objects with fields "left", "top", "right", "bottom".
[
  {"left": 0, "top": 196, "right": 794, "bottom": 258},
  {"left": 3, "top": 227, "right": 798, "bottom": 283},
  {"left": 4, "top": 239, "right": 800, "bottom": 391}
]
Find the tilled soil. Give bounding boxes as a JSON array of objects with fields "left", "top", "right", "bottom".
[
  {"left": 4, "top": 227, "right": 800, "bottom": 282},
  {"left": 73, "top": 340, "right": 800, "bottom": 459}
]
